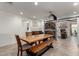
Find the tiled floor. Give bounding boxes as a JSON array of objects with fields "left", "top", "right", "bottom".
[
  {"left": 43, "top": 36, "right": 79, "bottom": 56},
  {"left": 0, "top": 36, "right": 79, "bottom": 56}
]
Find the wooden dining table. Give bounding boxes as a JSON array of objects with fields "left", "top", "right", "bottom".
[{"left": 20, "top": 34, "right": 53, "bottom": 44}]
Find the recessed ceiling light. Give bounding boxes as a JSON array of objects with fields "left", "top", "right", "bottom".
[
  {"left": 33, "top": 16, "right": 36, "bottom": 18},
  {"left": 73, "top": 3, "right": 78, "bottom": 6},
  {"left": 20, "top": 12, "right": 23, "bottom": 15},
  {"left": 34, "top": 2, "right": 38, "bottom": 6},
  {"left": 73, "top": 11, "right": 77, "bottom": 14}
]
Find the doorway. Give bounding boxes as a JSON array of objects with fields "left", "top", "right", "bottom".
[{"left": 70, "top": 24, "right": 77, "bottom": 36}]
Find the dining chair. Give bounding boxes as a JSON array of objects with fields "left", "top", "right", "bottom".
[
  {"left": 46, "top": 31, "right": 53, "bottom": 35},
  {"left": 32, "top": 31, "right": 40, "bottom": 35},
  {"left": 15, "top": 35, "right": 32, "bottom": 56},
  {"left": 26, "top": 32, "right": 32, "bottom": 36}
]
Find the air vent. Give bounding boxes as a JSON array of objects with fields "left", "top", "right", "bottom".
[{"left": 7, "top": 2, "right": 13, "bottom": 5}]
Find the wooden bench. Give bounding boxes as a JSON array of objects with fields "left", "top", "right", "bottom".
[{"left": 27, "top": 39, "right": 54, "bottom": 56}]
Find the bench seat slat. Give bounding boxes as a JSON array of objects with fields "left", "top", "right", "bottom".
[
  {"left": 29, "top": 42, "right": 47, "bottom": 53},
  {"left": 28, "top": 39, "right": 54, "bottom": 54}
]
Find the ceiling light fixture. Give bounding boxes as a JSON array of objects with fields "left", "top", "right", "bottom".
[
  {"left": 20, "top": 12, "right": 23, "bottom": 15},
  {"left": 33, "top": 16, "right": 36, "bottom": 18},
  {"left": 73, "top": 3, "right": 78, "bottom": 6},
  {"left": 34, "top": 2, "right": 38, "bottom": 6},
  {"left": 73, "top": 11, "right": 77, "bottom": 14}
]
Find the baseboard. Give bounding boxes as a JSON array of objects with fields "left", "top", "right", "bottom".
[{"left": 0, "top": 41, "right": 16, "bottom": 47}]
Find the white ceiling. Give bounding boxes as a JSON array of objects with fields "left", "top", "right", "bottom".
[{"left": 0, "top": 2, "right": 79, "bottom": 19}]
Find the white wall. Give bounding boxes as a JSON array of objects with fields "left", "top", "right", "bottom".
[
  {"left": 22, "top": 18, "right": 44, "bottom": 32},
  {"left": 0, "top": 11, "right": 25, "bottom": 47},
  {"left": 56, "top": 21, "right": 61, "bottom": 38},
  {"left": 31, "top": 20, "right": 44, "bottom": 31},
  {"left": 0, "top": 11, "right": 44, "bottom": 47},
  {"left": 77, "top": 17, "right": 79, "bottom": 44},
  {"left": 0, "top": 11, "right": 25, "bottom": 34}
]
